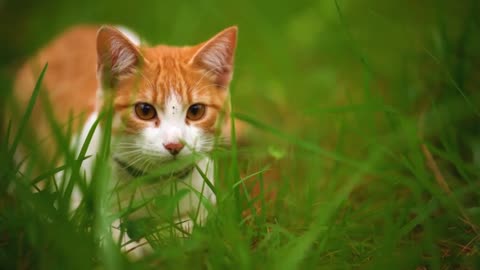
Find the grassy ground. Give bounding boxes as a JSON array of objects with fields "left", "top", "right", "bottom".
[{"left": 1, "top": 0, "right": 480, "bottom": 269}]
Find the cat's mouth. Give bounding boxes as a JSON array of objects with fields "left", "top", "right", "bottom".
[{"left": 113, "top": 157, "right": 195, "bottom": 180}]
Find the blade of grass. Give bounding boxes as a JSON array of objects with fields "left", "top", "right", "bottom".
[
  {"left": 30, "top": 156, "right": 91, "bottom": 185},
  {"left": 234, "top": 112, "right": 373, "bottom": 174},
  {"left": 9, "top": 63, "right": 48, "bottom": 156}
]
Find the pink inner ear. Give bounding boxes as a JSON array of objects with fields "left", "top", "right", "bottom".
[
  {"left": 109, "top": 39, "right": 138, "bottom": 75},
  {"left": 96, "top": 26, "right": 140, "bottom": 85},
  {"left": 190, "top": 27, "right": 237, "bottom": 87}
]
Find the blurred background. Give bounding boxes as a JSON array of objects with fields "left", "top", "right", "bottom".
[{"left": 1, "top": 0, "right": 480, "bottom": 269}]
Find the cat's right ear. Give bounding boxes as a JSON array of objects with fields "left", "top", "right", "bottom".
[{"left": 96, "top": 26, "right": 142, "bottom": 88}]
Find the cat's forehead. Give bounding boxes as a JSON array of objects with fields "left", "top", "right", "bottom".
[
  {"left": 142, "top": 46, "right": 193, "bottom": 67},
  {"left": 115, "top": 48, "right": 221, "bottom": 108},
  {"left": 142, "top": 47, "right": 201, "bottom": 87}
]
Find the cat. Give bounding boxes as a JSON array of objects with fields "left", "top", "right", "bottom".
[{"left": 11, "top": 24, "right": 238, "bottom": 254}]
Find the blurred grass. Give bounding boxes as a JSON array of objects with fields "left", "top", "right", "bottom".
[{"left": 1, "top": 0, "right": 480, "bottom": 269}]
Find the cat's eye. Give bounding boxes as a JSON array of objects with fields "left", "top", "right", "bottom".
[
  {"left": 186, "top": 103, "right": 206, "bottom": 121},
  {"left": 134, "top": 103, "right": 157, "bottom": 120}
]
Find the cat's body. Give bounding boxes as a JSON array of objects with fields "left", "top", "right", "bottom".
[{"left": 11, "top": 25, "right": 237, "bottom": 253}]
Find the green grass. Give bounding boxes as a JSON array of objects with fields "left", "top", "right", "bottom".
[{"left": 1, "top": 0, "right": 480, "bottom": 269}]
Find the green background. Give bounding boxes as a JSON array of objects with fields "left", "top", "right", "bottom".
[{"left": 1, "top": 0, "right": 480, "bottom": 269}]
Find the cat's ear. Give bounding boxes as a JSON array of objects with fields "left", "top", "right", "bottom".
[
  {"left": 96, "top": 26, "right": 142, "bottom": 88},
  {"left": 189, "top": 26, "right": 237, "bottom": 88}
]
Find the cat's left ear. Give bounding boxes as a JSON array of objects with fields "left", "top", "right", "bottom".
[
  {"left": 189, "top": 26, "right": 237, "bottom": 88},
  {"left": 96, "top": 26, "right": 143, "bottom": 88}
]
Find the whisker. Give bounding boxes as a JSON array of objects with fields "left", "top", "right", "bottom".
[
  {"left": 114, "top": 145, "right": 143, "bottom": 152},
  {"left": 140, "top": 159, "right": 150, "bottom": 172},
  {"left": 114, "top": 150, "right": 144, "bottom": 158},
  {"left": 114, "top": 142, "right": 141, "bottom": 147},
  {"left": 125, "top": 155, "right": 147, "bottom": 169}
]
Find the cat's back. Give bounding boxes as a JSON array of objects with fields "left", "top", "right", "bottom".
[
  {"left": 8, "top": 25, "right": 103, "bottom": 164},
  {"left": 14, "top": 25, "right": 99, "bottom": 121}
]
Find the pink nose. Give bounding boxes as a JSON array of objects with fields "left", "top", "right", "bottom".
[{"left": 163, "top": 142, "right": 184, "bottom": 155}]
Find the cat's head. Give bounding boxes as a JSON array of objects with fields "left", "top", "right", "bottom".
[{"left": 96, "top": 26, "right": 237, "bottom": 170}]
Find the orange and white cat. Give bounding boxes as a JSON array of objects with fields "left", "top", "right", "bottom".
[{"left": 12, "top": 25, "right": 238, "bottom": 252}]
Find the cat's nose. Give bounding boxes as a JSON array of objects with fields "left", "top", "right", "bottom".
[{"left": 163, "top": 142, "right": 184, "bottom": 155}]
